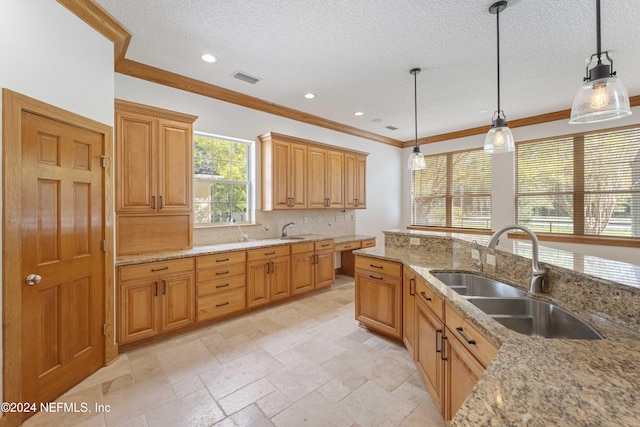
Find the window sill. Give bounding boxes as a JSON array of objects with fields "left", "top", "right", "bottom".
[
  {"left": 407, "top": 226, "right": 493, "bottom": 235},
  {"left": 506, "top": 232, "right": 640, "bottom": 248},
  {"left": 194, "top": 222, "right": 260, "bottom": 230}
]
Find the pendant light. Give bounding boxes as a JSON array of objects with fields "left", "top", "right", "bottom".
[
  {"left": 407, "top": 68, "right": 426, "bottom": 170},
  {"left": 484, "top": 1, "right": 515, "bottom": 154},
  {"left": 569, "top": 0, "right": 631, "bottom": 124}
]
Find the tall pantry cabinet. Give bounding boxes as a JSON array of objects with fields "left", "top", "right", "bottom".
[{"left": 115, "top": 99, "right": 197, "bottom": 255}]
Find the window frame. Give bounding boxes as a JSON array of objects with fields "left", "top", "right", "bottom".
[
  {"left": 514, "top": 123, "right": 640, "bottom": 245},
  {"left": 193, "top": 131, "right": 254, "bottom": 227},
  {"left": 411, "top": 146, "right": 492, "bottom": 232}
]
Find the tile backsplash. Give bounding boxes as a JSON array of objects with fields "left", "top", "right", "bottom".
[{"left": 194, "top": 209, "right": 356, "bottom": 246}]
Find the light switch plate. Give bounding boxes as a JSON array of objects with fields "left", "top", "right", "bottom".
[
  {"left": 471, "top": 249, "right": 480, "bottom": 260},
  {"left": 487, "top": 254, "right": 496, "bottom": 266},
  {"left": 336, "top": 215, "right": 342, "bottom": 222},
  {"left": 410, "top": 237, "right": 420, "bottom": 246},
  {"left": 303, "top": 216, "right": 309, "bottom": 224}
]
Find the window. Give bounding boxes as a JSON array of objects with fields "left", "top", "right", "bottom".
[
  {"left": 516, "top": 125, "right": 640, "bottom": 238},
  {"left": 193, "top": 132, "right": 252, "bottom": 225},
  {"left": 411, "top": 148, "right": 492, "bottom": 230}
]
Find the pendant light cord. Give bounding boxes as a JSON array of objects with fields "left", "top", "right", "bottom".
[
  {"left": 496, "top": 7, "right": 501, "bottom": 114},
  {"left": 596, "top": 0, "right": 602, "bottom": 62},
  {"left": 414, "top": 70, "right": 418, "bottom": 149}
]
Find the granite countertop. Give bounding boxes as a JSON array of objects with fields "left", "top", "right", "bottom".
[
  {"left": 116, "top": 234, "right": 376, "bottom": 266},
  {"left": 354, "top": 245, "right": 640, "bottom": 426}
]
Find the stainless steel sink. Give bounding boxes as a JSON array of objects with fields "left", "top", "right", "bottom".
[
  {"left": 280, "top": 236, "right": 306, "bottom": 240},
  {"left": 467, "top": 297, "right": 602, "bottom": 340},
  {"left": 432, "top": 272, "right": 527, "bottom": 297}
]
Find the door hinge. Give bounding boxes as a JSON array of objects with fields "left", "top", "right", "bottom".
[
  {"left": 102, "top": 324, "right": 107, "bottom": 336},
  {"left": 100, "top": 155, "right": 111, "bottom": 168},
  {"left": 101, "top": 240, "right": 107, "bottom": 252}
]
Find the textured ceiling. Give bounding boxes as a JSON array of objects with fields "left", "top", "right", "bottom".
[{"left": 95, "top": 0, "right": 640, "bottom": 142}]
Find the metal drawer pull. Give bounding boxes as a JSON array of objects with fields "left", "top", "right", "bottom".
[
  {"left": 151, "top": 266, "right": 169, "bottom": 272},
  {"left": 216, "top": 271, "right": 229, "bottom": 276},
  {"left": 441, "top": 335, "right": 448, "bottom": 361},
  {"left": 265, "top": 251, "right": 275, "bottom": 255},
  {"left": 369, "top": 275, "right": 383, "bottom": 280},
  {"left": 344, "top": 245, "right": 352, "bottom": 249},
  {"left": 216, "top": 302, "right": 230, "bottom": 307},
  {"left": 159, "top": 195, "right": 163, "bottom": 209},
  {"left": 456, "top": 327, "right": 476, "bottom": 345},
  {"left": 216, "top": 258, "right": 230, "bottom": 263},
  {"left": 420, "top": 291, "right": 432, "bottom": 302},
  {"left": 151, "top": 196, "right": 156, "bottom": 209},
  {"left": 369, "top": 264, "right": 383, "bottom": 269},
  {"left": 321, "top": 244, "right": 330, "bottom": 247},
  {"left": 435, "top": 329, "right": 442, "bottom": 353},
  {"left": 162, "top": 280, "right": 166, "bottom": 295},
  {"left": 154, "top": 281, "right": 158, "bottom": 296},
  {"left": 216, "top": 283, "right": 230, "bottom": 288}
]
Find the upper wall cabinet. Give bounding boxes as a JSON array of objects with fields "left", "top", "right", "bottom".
[
  {"left": 259, "top": 132, "right": 367, "bottom": 211},
  {"left": 115, "top": 100, "right": 197, "bottom": 255}
]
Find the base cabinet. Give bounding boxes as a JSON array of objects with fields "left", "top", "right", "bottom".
[
  {"left": 354, "top": 256, "right": 402, "bottom": 339},
  {"left": 118, "top": 258, "right": 195, "bottom": 345},
  {"left": 402, "top": 266, "right": 417, "bottom": 358},
  {"left": 247, "top": 246, "right": 291, "bottom": 308},
  {"left": 196, "top": 251, "right": 247, "bottom": 322}
]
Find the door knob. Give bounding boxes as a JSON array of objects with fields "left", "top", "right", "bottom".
[{"left": 25, "top": 274, "right": 42, "bottom": 286}]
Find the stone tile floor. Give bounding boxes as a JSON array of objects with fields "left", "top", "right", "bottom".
[{"left": 23, "top": 275, "right": 446, "bottom": 427}]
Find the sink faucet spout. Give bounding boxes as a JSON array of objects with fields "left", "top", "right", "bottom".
[
  {"left": 486, "top": 225, "right": 547, "bottom": 294},
  {"left": 281, "top": 222, "right": 295, "bottom": 238}
]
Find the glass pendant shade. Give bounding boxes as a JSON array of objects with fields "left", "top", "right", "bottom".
[
  {"left": 569, "top": 75, "right": 631, "bottom": 124},
  {"left": 407, "top": 148, "right": 426, "bottom": 170},
  {"left": 484, "top": 121, "right": 515, "bottom": 154}
]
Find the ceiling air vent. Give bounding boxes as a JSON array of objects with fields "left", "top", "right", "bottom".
[
  {"left": 233, "top": 71, "right": 261, "bottom": 85},
  {"left": 385, "top": 125, "right": 398, "bottom": 131}
]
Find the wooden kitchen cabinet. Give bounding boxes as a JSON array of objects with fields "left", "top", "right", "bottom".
[
  {"left": 402, "top": 266, "right": 417, "bottom": 358},
  {"left": 314, "top": 239, "right": 336, "bottom": 288},
  {"left": 344, "top": 153, "right": 367, "bottom": 209},
  {"left": 259, "top": 132, "right": 367, "bottom": 211},
  {"left": 354, "top": 256, "right": 402, "bottom": 339},
  {"left": 115, "top": 99, "right": 197, "bottom": 255},
  {"left": 196, "top": 251, "right": 247, "bottom": 322},
  {"left": 291, "top": 239, "right": 336, "bottom": 294},
  {"left": 307, "top": 147, "right": 344, "bottom": 209},
  {"left": 118, "top": 258, "right": 195, "bottom": 345},
  {"left": 247, "top": 245, "right": 291, "bottom": 308}
]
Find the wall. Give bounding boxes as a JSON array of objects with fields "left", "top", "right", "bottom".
[
  {"left": 400, "top": 106, "right": 640, "bottom": 265},
  {"left": 114, "top": 74, "right": 403, "bottom": 245},
  {"left": 0, "top": 0, "right": 114, "bottom": 405}
]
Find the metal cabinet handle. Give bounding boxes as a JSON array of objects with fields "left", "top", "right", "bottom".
[
  {"left": 159, "top": 195, "right": 163, "bottom": 209},
  {"left": 154, "top": 281, "right": 158, "bottom": 296},
  {"left": 216, "top": 271, "right": 229, "bottom": 276},
  {"left": 409, "top": 278, "right": 415, "bottom": 296},
  {"left": 420, "top": 291, "right": 432, "bottom": 302},
  {"left": 435, "top": 329, "right": 442, "bottom": 353},
  {"left": 216, "top": 283, "right": 230, "bottom": 288},
  {"left": 441, "top": 335, "right": 448, "bottom": 361},
  {"left": 151, "top": 266, "right": 169, "bottom": 272},
  {"left": 25, "top": 274, "right": 42, "bottom": 286},
  {"left": 162, "top": 280, "right": 166, "bottom": 295},
  {"left": 216, "top": 302, "right": 230, "bottom": 307},
  {"left": 265, "top": 251, "right": 276, "bottom": 255},
  {"left": 455, "top": 327, "right": 476, "bottom": 345},
  {"left": 369, "top": 275, "right": 383, "bottom": 280},
  {"left": 216, "top": 258, "right": 229, "bottom": 263},
  {"left": 151, "top": 196, "right": 156, "bottom": 209},
  {"left": 369, "top": 264, "right": 383, "bottom": 269}
]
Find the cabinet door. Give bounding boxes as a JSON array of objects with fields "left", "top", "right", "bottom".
[
  {"left": 272, "top": 141, "right": 291, "bottom": 209},
  {"left": 307, "top": 147, "right": 327, "bottom": 208},
  {"left": 355, "top": 269, "right": 402, "bottom": 338},
  {"left": 415, "top": 297, "right": 444, "bottom": 412},
  {"left": 326, "top": 150, "right": 344, "bottom": 208},
  {"left": 247, "top": 260, "right": 270, "bottom": 308},
  {"left": 344, "top": 154, "right": 357, "bottom": 209},
  {"left": 119, "top": 279, "right": 161, "bottom": 344},
  {"left": 116, "top": 112, "right": 156, "bottom": 213},
  {"left": 355, "top": 155, "right": 366, "bottom": 208},
  {"left": 402, "top": 267, "right": 416, "bottom": 358},
  {"left": 315, "top": 250, "right": 335, "bottom": 289},
  {"left": 157, "top": 119, "right": 193, "bottom": 213},
  {"left": 444, "top": 330, "right": 485, "bottom": 421},
  {"left": 291, "top": 252, "right": 314, "bottom": 295},
  {"left": 270, "top": 256, "right": 291, "bottom": 301},
  {"left": 161, "top": 273, "right": 195, "bottom": 332},
  {"left": 289, "top": 143, "right": 307, "bottom": 208}
]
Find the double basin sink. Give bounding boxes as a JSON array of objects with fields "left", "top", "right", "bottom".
[{"left": 432, "top": 272, "right": 602, "bottom": 340}]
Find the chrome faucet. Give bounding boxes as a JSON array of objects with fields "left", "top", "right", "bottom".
[
  {"left": 486, "top": 225, "right": 547, "bottom": 294},
  {"left": 281, "top": 221, "right": 295, "bottom": 238}
]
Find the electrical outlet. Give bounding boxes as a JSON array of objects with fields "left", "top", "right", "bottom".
[
  {"left": 344, "top": 214, "right": 349, "bottom": 221},
  {"left": 336, "top": 215, "right": 342, "bottom": 222},
  {"left": 410, "top": 237, "right": 420, "bottom": 246},
  {"left": 317, "top": 216, "right": 322, "bottom": 223},
  {"left": 303, "top": 216, "right": 309, "bottom": 224},
  {"left": 471, "top": 249, "right": 480, "bottom": 260},
  {"left": 487, "top": 254, "right": 496, "bottom": 266},
  {"left": 352, "top": 214, "right": 356, "bottom": 221}
]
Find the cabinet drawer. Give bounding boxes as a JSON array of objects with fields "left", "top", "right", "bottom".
[
  {"left": 197, "top": 263, "right": 246, "bottom": 283},
  {"left": 197, "top": 288, "right": 246, "bottom": 322},
  {"left": 335, "top": 241, "right": 361, "bottom": 251},
  {"left": 247, "top": 245, "right": 290, "bottom": 261},
  {"left": 355, "top": 256, "right": 401, "bottom": 277},
  {"left": 291, "top": 242, "right": 314, "bottom": 255},
  {"left": 197, "top": 276, "right": 246, "bottom": 297},
  {"left": 361, "top": 239, "right": 376, "bottom": 248},
  {"left": 197, "top": 251, "right": 246, "bottom": 269},
  {"left": 315, "top": 239, "right": 335, "bottom": 251},
  {"left": 119, "top": 257, "right": 194, "bottom": 282},
  {"left": 415, "top": 277, "right": 444, "bottom": 321},
  {"left": 445, "top": 303, "right": 499, "bottom": 367}
]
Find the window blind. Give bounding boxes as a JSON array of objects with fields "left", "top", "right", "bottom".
[
  {"left": 516, "top": 126, "right": 640, "bottom": 238},
  {"left": 412, "top": 148, "right": 492, "bottom": 230}
]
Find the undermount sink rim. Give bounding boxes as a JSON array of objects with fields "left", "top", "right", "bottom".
[{"left": 431, "top": 271, "right": 528, "bottom": 298}]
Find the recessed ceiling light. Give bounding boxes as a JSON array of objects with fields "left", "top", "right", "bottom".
[
  {"left": 354, "top": 111, "right": 364, "bottom": 116},
  {"left": 304, "top": 93, "right": 316, "bottom": 99},
  {"left": 372, "top": 118, "right": 383, "bottom": 123},
  {"left": 201, "top": 54, "right": 216, "bottom": 63}
]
